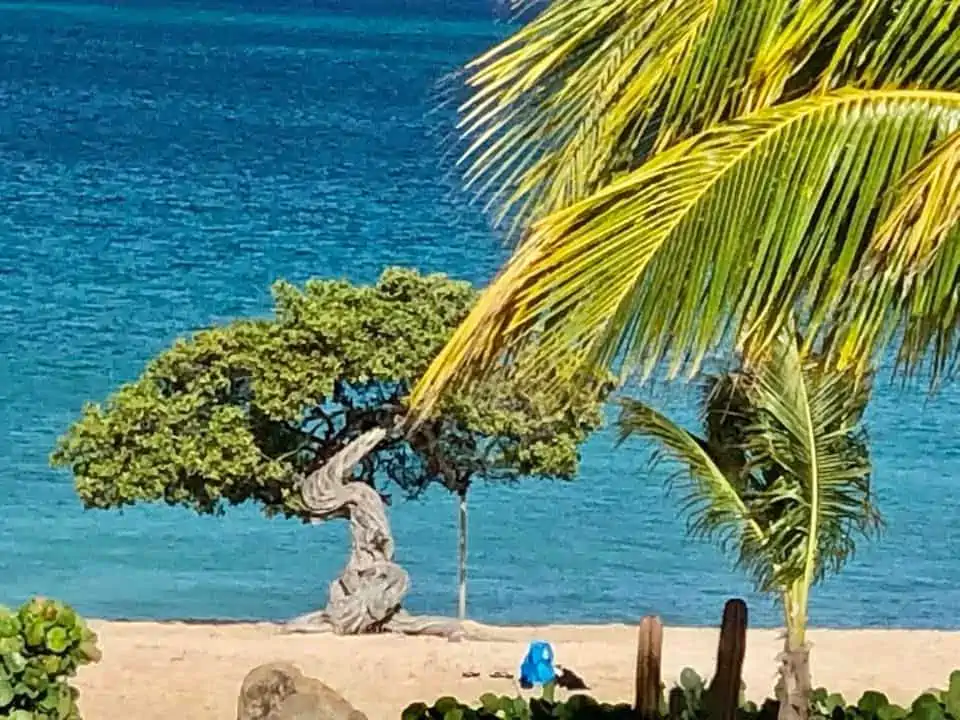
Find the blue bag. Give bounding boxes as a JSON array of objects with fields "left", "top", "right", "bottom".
[{"left": 519, "top": 640, "right": 556, "bottom": 689}]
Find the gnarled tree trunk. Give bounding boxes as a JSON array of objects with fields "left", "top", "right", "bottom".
[
  {"left": 296, "top": 428, "right": 407, "bottom": 634},
  {"left": 285, "top": 428, "right": 501, "bottom": 640}
]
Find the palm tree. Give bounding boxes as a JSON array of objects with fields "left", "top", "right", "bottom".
[
  {"left": 617, "top": 328, "right": 882, "bottom": 720},
  {"left": 410, "top": 0, "right": 960, "bottom": 417}
]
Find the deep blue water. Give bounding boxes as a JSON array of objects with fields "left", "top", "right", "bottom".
[{"left": 1, "top": 0, "right": 959, "bottom": 628}]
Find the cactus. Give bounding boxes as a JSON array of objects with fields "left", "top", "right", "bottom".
[
  {"left": 707, "top": 598, "right": 748, "bottom": 720},
  {"left": 634, "top": 615, "right": 664, "bottom": 720}
]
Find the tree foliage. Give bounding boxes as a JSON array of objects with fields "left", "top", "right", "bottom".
[
  {"left": 617, "top": 326, "right": 882, "bottom": 647},
  {"left": 411, "top": 0, "right": 960, "bottom": 419},
  {"left": 50, "top": 268, "right": 608, "bottom": 519}
]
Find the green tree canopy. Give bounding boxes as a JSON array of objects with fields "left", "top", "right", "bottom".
[{"left": 50, "top": 268, "right": 608, "bottom": 519}]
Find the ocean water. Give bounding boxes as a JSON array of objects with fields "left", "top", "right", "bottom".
[{"left": 1, "top": 0, "right": 959, "bottom": 629}]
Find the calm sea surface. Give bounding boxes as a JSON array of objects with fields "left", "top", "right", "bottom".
[{"left": 1, "top": 0, "right": 959, "bottom": 628}]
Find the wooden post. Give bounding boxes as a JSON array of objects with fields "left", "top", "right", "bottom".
[
  {"left": 635, "top": 615, "right": 663, "bottom": 719},
  {"left": 706, "top": 599, "right": 749, "bottom": 720}
]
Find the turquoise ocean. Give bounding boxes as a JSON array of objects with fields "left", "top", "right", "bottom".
[{"left": 1, "top": 0, "right": 959, "bottom": 628}]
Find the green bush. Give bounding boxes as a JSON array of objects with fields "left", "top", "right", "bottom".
[
  {"left": 811, "top": 670, "right": 960, "bottom": 720},
  {"left": 400, "top": 668, "right": 748, "bottom": 720},
  {"left": 401, "top": 692, "right": 636, "bottom": 719},
  {"left": 402, "top": 669, "right": 960, "bottom": 720},
  {"left": 0, "top": 597, "right": 101, "bottom": 720}
]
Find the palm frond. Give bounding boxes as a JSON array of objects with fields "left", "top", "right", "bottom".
[
  {"left": 617, "top": 398, "right": 771, "bottom": 581},
  {"left": 456, "top": 0, "right": 716, "bottom": 235},
  {"left": 873, "top": 130, "right": 960, "bottom": 270},
  {"left": 741, "top": 328, "right": 879, "bottom": 590},
  {"left": 701, "top": 372, "right": 753, "bottom": 478},
  {"left": 410, "top": 89, "right": 960, "bottom": 419},
  {"left": 830, "top": 129, "right": 960, "bottom": 377},
  {"left": 738, "top": 0, "right": 855, "bottom": 112},
  {"left": 617, "top": 329, "right": 880, "bottom": 595},
  {"left": 453, "top": 0, "right": 960, "bottom": 237},
  {"left": 651, "top": 0, "right": 795, "bottom": 150},
  {"left": 823, "top": 0, "right": 960, "bottom": 90},
  {"left": 455, "top": 0, "right": 858, "bottom": 237},
  {"left": 893, "top": 224, "right": 960, "bottom": 382}
]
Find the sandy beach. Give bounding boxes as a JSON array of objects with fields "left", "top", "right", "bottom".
[{"left": 75, "top": 621, "right": 960, "bottom": 719}]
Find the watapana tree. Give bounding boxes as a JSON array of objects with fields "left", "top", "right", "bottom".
[
  {"left": 51, "top": 268, "right": 607, "bottom": 635},
  {"left": 617, "top": 326, "right": 882, "bottom": 720}
]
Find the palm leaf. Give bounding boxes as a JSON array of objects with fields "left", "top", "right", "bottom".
[
  {"left": 616, "top": 397, "right": 772, "bottom": 584},
  {"left": 455, "top": 0, "right": 851, "bottom": 236},
  {"left": 410, "top": 89, "right": 960, "bottom": 418},
  {"left": 453, "top": 0, "right": 958, "bottom": 237},
  {"left": 740, "top": 327, "right": 879, "bottom": 592},
  {"left": 618, "top": 330, "right": 879, "bottom": 598},
  {"left": 457, "top": 0, "right": 715, "bottom": 234},
  {"left": 738, "top": 0, "right": 853, "bottom": 111},
  {"left": 822, "top": 0, "right": 960, "bottom": 90},
  {"left": 831, "top": 129, "right": 960, "bottom": 377},
  {"left": 872, "top": 130, "right": 960, "bottom": 270}
]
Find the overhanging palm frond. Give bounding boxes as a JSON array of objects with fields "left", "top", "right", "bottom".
[
  {"left": 873, "top": 130, "right": 960, "bottom": 270},
  {"left": 457, "top": 0, "right": 715, "bottom": 234},
  {"left": 831, "top": 129, "right": 960, "bottom": 377},
  {"left": 649, "top": 0, "right": 804, "bottom": 150},
  {"left": 616, "top": 397, "right": 771, "bottom": 584},
  {"left": 456, "top": 0, "right": 869, "bottom": 237},
  {"left": 455, "top": 0, "right": 958, "bottom": 238},
  {"left": 823, "top": 0, "right": 960, "bottom": 90},
  {"left": 741, "top": 327, "right": 879, "bottom": 593},
  {"left": 737, "top": 0, "right": 853, "bottom": 112},
  {"left": 410, "top": 89, "right": 960, "bottom": 419}
]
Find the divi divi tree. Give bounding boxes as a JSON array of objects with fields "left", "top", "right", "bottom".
[{"left": 52, "top": 268, "right": 607, "bottom": 636}]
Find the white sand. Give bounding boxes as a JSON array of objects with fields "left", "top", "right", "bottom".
[{"left": 75, "top": 621, "right": 960, "bottom": 719}]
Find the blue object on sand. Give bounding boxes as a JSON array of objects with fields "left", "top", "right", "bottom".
[{"left": 519, "top": 640, "right": 556, "bottom": 689}]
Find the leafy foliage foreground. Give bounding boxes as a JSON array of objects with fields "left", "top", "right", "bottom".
[
  {"left": 0, "top": 598, "right": 100, "bottom": 720},
  {"left": 403, "top": 669, "right": 960, "bottom": 720}
]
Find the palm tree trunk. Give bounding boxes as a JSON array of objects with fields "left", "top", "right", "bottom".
[
  {"left": 457, "top": 488, "right": 468, "bottom": 621},
  {"left": 776, "top": 644, "right": 811, "bottom": 720},
  {"left": 776, "top": 590, "right": 811, "bottom": 720}
]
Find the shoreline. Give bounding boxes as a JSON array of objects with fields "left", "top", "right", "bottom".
[
  {"left": 91, "top": 617, "right": 960, "bottom": 632},
  {"left": 76, "top": 620, "right": 960, "bottom": 719}
]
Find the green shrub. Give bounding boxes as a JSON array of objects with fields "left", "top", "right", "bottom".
[
  {"left": 811, "top": 671, "right": 960, "bottom": 720},
  {"left": 401, "top": 692, "right": 636, "bottom": 719},
  {"left": 0, "top": 597, "right": 101, "bottom": 720},
  {"left": 400, "top": 668, "right": 747, "bottom": 720},
  {"left": 403, "top": 669, "right": 960, "bottom": 720}
]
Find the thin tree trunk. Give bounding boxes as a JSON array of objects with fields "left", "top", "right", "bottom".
[
  {"left": 457, "top": 489, "right": 468, "bottom": 621},
  {"left": 776, "top": 641, "right": 811, "bottom": 720},
  {"left": 777, "top": 588, "right": 812, "bottom": 720}
]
